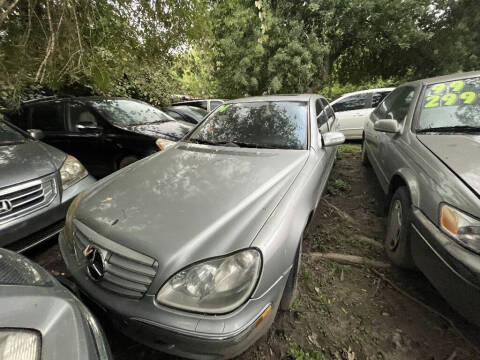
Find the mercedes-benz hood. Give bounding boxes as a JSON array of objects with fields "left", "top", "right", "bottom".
[{"left": 75, "top": 143, "right": 309, "bottom": 279}]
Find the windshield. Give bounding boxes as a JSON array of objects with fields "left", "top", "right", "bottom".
[
  {"left": 0, "top": 121, "right": 27, "bottom": 145},
  {"left": 185, "top": 106, "right": 208, "bottom": 120},
  {"left": 186, "top": 101, "right": 308, "bottom": 149},
  {"left": 417, "top": 76, "right": 480, "bottom": 132},
  {"left": 89, "top": 99, "right": 176, "bottom": 126}
]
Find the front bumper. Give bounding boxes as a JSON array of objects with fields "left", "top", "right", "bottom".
[
  {"left": 411, "top": 208, "right": 480, "bottom": 325},
  {"left": 59, "top": 231, "right": 286, "bottom": 359},
  {"left": 0, "top": 175, "right": 95, "bottom": 250}
]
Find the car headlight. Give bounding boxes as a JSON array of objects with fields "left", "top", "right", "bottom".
[
  {"left": 155, "top": 138, "right": 176, "bottom": 150},
  {"left": 156, "top": 249, "right": 262, "bottom": 314},
  {"left": 0, "top": 329, "right": 41, "bottom": 360},
  {"left": 440, "top": 204, "right": 480, "bottom": 253},
  {"left": 60, "top": 155, "right": 88, "bottom": 190}
]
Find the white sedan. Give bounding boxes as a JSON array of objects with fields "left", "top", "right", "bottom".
[{"left": 331, "top": 87, "right": 394, "bottom": 139}]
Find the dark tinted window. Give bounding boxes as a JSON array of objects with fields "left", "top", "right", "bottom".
[
  {"left": 371, "top": 91, "right": 392, "bottom": 108},
  {"left": 31, "top": 103, "right": 63, "bottom": 131},
  {"left": 187, "top": 101, "right": 308, "bottom": 149},
  {"left": 332, "top": 94, "right": 369, "bottom": 112},
  {"left": 89, "top": 99, "right": 174, "bottom": 126},
  {"left": 68, "top": 103, "right": 98, "bottom": 131},
  {"left": 163, "top": 109, "right": 184, "bottom": 121},
  {"left": 374, "top": 87, "right": 415, "bottom": 122},
  {"left": 316, "top": 99, "right": 328, "bottom": 129}
]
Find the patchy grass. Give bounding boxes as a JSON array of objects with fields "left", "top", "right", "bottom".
[
  {"left": 337, "top": 144, "right": 361, "bottom": 160},
  {"left": 326, "top": 178, "right": 351, "bottom": 196},
  {"left": 289, "top": 344, "right": 328, "bottom": 360}
]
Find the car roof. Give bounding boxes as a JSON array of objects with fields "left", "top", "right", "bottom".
[
  {"left": 337, "top": 87, "right": 396, "bottom": 99},
  {"left": 403, "top": 70, "right": 480, "bottom": 88},
  {"left": 22, "top": 96, "right": 143, "bottom": 105},
  {"left": 172, "top": 99, "right": 225, "bottom": 103},
  {"left": 225, "top": 94, "right": 317, "bottom": 103}
]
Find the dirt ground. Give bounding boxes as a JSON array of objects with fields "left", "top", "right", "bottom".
[{"left": 31, "top": 143, "right": 480, "bottom": 360}]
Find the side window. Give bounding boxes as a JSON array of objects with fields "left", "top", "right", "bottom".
[
  {"left": 321, "top": 98, "right": 335, "bottom": 121},
  {"left": 315, "top": 99, "right": 328, "bottom": 130},
  {"left": 332, "top": 93, "right": 369, "bottom": 112},
  {"left": 373, "top": 87, "right": 415, "bottom": 122},
  {"left": 31, "top": 103, "right": 64, "bottom": 131},
  {"left": 389, "top": 88, "right": 415, "bottom": 122},
  {"left": 67, "top": 103, "right": 98, "bottom": 132},
  {"left": 371, "top": 91, "right": 392, "bottom": 108}
]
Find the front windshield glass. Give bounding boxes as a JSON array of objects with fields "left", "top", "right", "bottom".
[
  {"left": 186, "top": 101, "right": 308, "bottom": 150},
  {"left": 0, "top": 121, "right": 27, "bottom": 145},
  {"left": 417, "top": 76, "right": 480, "bottom": 131},
  {"left": 89, "top": 99, "right": 176, "bottom": 126},
  {"left": 185, "top": 106, "right": 208, "bottom": 120}
]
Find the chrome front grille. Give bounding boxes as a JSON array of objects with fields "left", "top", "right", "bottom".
[
  {"left": 72, "top": 219, "right": 158, "bottom": 299},
  {"left": 0, "top": 175, "right": 57, "bottom": 223}
]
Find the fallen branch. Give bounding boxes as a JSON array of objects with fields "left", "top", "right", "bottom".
[
  {"left": 354, "top": 234, "right": 383, "bottom": 249},
  {"left": 372, "top": 269, "right": 480, "bottom": 355},
  {"left": 309, "top": 252, "right": 391, "bottom": 268},
  {"left": 322, "top": 199, "right": 357, "bottom": 225}
]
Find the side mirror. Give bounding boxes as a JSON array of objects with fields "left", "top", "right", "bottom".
[
  {"left": 27, "top": 129, "right": 44, "bottom": 140},
  {"left": 322, "top": 131, "right": 345, "bottom": 147},
  {"left": 76, "top": 121, "right": 101, "bottom": 132},
  {"left": 374, "top": 119, "right": 400, "bottom": 133}
]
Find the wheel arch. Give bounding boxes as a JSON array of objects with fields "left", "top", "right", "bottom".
[{"left": 388, "top": 168, "right": 420, "bottom": 208}]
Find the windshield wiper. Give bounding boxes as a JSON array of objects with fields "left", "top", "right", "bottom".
[{"left": 417, "top": 125, "right": 480, "bottom": 133}]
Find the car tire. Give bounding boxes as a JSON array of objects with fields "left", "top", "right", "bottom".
[
  {"left": 385, "top": 187, "right": 415, "bottom": 269},
  {"left": 118, "top": 155, "right": 138, "bottom": 169},
  {"left": 279, "top": 240, "right": 302, "bottom": 311},
  {"left": 361, "top": 137, "right": 370, "bottom": 166}
]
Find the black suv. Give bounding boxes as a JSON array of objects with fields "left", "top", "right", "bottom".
[{"left": 9, "top": 97, "right": 194, "bottom": 178}]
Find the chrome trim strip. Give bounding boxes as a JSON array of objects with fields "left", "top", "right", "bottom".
[{"left": 0, "top": 175, "right": 57, "bottom": 224}]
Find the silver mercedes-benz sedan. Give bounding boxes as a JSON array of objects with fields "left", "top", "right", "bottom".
[
  {"left": 363, "top": 71, "right": 480, "bottom": 325},
  {"left": 59, "top": 95, "right": 344, "bottom": 359}
]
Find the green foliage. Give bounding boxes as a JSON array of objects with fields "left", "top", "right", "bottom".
[
  {"left": 327, "top": 179, "right": 351, "bottom": 196},
  {"left": 0, "top": 0, "right": 208, "bottom": 109},
  {"left": 172, "top": 48, "right": 219, "bottom": 97},
  {"left": 289, "top": 344, "right": 328, "bottom": 360},
  {"left": 337, "top": 144, "right": 361, "bottom": 158},
  {"left": 319, "top": 78, "right": 399, "bottom": 101}
]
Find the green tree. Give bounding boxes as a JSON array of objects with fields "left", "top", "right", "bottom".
[{"left": 0, "top": 0, "right": 208, "bottom": 109}]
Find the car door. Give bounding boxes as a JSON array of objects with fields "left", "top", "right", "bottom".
[
  {"left": 331, "top": 93, "right": 371, "bottom": 139},
  {"left": 27, "top": 101, "right": 70, "bottom": 153},
  {"left": 65, "top": 101, "right": 106, "bottom": 176},
  {"left": 369, "top": 87, "right": 416, "bottom": 187}
]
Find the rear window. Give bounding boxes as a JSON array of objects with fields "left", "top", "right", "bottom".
[
  {"left": 417, "top": 77, "right": 480, "bottom": 130},
  {"left": 186, "top": 101, "right": 308, "bottom": 150}
]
